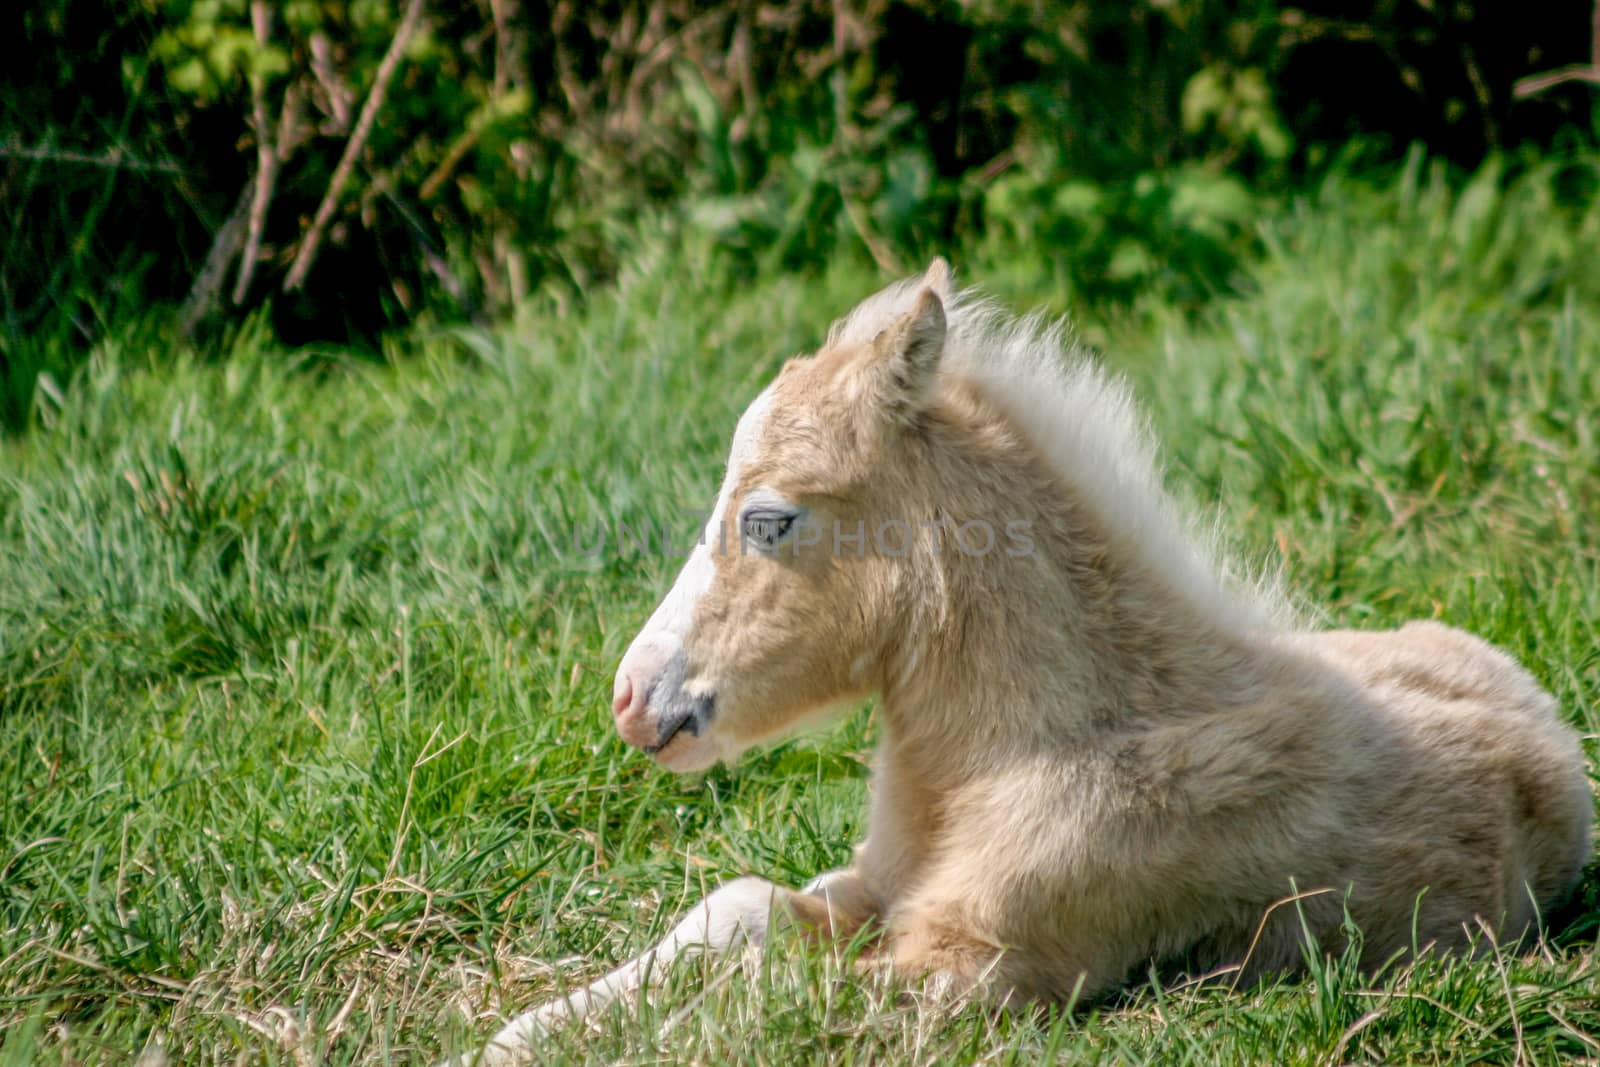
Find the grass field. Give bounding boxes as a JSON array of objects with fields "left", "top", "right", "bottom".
[{"left": 3, "top": 156, "right": 1599, "bottom": 1064}]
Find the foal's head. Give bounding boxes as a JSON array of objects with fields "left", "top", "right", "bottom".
[{"left": 610, "top": 261, "right": 960, "bottom": 770}]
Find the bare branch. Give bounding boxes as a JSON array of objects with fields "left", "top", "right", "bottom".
[
  {"left": 285, "top": 0, "right": 425, "bottom": 293},
  {"left": 488, "top": 0, "right": 511, "bottom": 98},
  {"left": 180, "top": 186, "right": 251, "bottom": 338},
  {"left": 0, "top": 143, "right": 187, "bottom": 175},
  {"left": 830, "top": 0, "right": 849, "bottom": 141},
  {"left": 1513, "top": 64, "right": 1600, "bottom": 99},
  {"left": 1513, "top": 0, "right": 1600, "bottom": 99},
  {"left": 310, "top": 32, "right": 355, "bottom": 132},
  {"left": 233, "top": 1, "right": 278, "bottom": 306}
]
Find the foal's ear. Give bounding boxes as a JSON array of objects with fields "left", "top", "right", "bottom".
[{"left": 871, "top": 286, "right": 946, "bottom": 425}]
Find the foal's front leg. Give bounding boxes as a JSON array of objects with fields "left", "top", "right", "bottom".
[{"left": 452, "top": 868, "right": 877, "bottom": 1066}]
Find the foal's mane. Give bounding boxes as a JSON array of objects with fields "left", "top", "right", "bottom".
[{"left": 829, "top": 274, "right": 1293, "bottom": 635}]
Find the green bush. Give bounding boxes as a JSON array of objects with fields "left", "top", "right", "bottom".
[{"left": 3, "top": 0, "right": 1598, "bottom": 428}]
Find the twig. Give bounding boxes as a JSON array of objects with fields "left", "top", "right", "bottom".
[
  {"left": 179, "top": 186, "right": 251, "bottom": 337},
  {"left": 1513, "top": 65, "right": 1600, "bottom": 99},
  {"left": 618, "top": 5, "right": 730, "bottom": 134},
  {"left": 1514, "top": 0, "right": 1600, "bottom": 98},
  {"left": 730, "top": 0, "right": 759, "bottom": 133},
  {"left": 233, "top": 1, "right": 278, "bottom": 305},
  {"left": 1227, "top": 887, "right": 1337, "bottom": 993},
  {"left": 972, "top": 148, "right": 1017, "bottom": 186},
  {"left": 1326, "top": 1008, "right": 1385, "bottom": 1066},
  {"left": 418, "top": 125, "right": 482, "bottom": 201},
  {"left": 284, "top": 0, "right": 426, "bottom": 292},
  {"left": 488, "top": 0, "right": 512, "bottom": 98},
  {"left": 0, "top": 143, "right": 187, "bottom": 175},
  {"left": 310, "top": 31, "right": 354, "bottom": 131},
  {"left": 830, "top": 0, "right": 850, "bottom": 141},
  {"left": 324, "top": 976, "right": 364, "bottom": 1048},
  {"left": 841, "top": 195, "right": 898, "bottom": 274}
]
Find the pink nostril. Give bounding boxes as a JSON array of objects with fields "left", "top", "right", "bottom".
[{"left": 612, "top": 674, "right": 634, "bottom": 718}]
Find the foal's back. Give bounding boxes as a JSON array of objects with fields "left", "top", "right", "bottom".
[{"left": 1291, "top": 620, "right": 1591, "bottom": 948}]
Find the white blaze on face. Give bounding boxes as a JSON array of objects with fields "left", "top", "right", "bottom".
[{"left": 616, "top": 385, "right": 775, "bottom": 688}]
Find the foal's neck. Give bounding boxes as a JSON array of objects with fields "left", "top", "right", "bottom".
[{"left": 876, "top": 386, "right": 1263, "bottom": 761}]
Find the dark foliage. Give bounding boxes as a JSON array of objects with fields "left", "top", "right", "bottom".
[{"left": 1, "top": 0, "right": 1597, "bottom": 428}]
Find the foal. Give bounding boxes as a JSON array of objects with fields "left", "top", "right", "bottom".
[{"left": 459, "top": 261, "right": 1592, "bottom": 1063}]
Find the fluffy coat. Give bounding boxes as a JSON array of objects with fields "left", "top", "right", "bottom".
[{"left": 453, "top": 261, "right": 1592, "bottom": 1065}]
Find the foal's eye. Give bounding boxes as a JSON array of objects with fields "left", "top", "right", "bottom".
[{"left": 741, "top": 509, "right": 797, "bottom": 549}]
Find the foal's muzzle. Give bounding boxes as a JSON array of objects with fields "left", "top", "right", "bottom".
[{"left": 612, "top": 646, "right": 715, "bottom": 761}]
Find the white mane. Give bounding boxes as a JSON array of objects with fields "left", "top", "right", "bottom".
[{"left": 830, "top": 274, "right": 1293, "bottom": 634}]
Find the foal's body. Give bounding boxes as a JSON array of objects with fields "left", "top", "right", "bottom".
[{"left": 456, "top": 263, "right": 1591, "bottom": 1064}]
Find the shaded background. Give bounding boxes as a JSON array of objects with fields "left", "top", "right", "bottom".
[{"left": 4, "top": 0, "right": 1599, "bottom": 426}]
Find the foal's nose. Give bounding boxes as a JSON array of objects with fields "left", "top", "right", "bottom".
[
  {"left": 612, "top": 660, "right": 661, "bottom": 750},
  {"left": 612, "top": 632, "right": 688, "bottom": 750},
  {"left": 611, "top": 671, "right": 636, "bottom": 719}
]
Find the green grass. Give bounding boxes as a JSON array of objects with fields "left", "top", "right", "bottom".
[{"left": 3, "top": 157, "right": 1599, "bottom": 1064}]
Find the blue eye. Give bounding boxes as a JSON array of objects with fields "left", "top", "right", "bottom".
[{"left": 741, "top": 509, "right": 797, "bottom": 549}]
